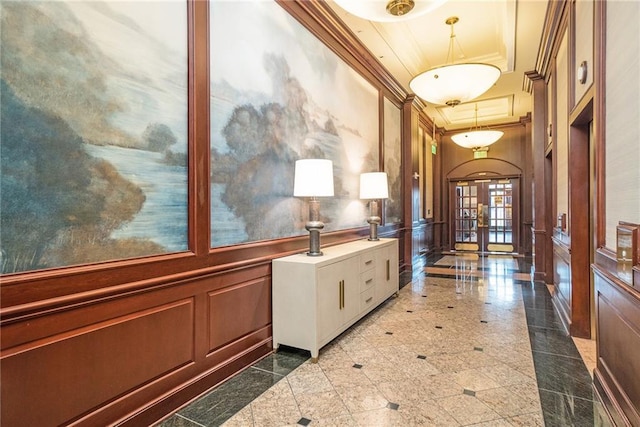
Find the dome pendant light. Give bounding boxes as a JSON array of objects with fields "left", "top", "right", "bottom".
[
  {"left": 333, "top": 0, "right": 449, "bottom": 22},
  {"left": 409, "top": 17, "right": 501, "bottom": 106},
  {"left": 451, "top": 104, "right": 503, "bottom": 149}
]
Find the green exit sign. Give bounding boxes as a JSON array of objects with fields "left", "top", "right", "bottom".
[{"left": 474, "top": 150, "right": 488, "bottom": 159}]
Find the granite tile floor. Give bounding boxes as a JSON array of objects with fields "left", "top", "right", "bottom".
[{"left": 157, "top": 253, "right": 611, "bottom": 427}]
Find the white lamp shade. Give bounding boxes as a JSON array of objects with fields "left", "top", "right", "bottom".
[
  {"left": 333, "top": 0, "right": 449, "bottom": 22},
  {"left": 293, "top": 159, "right": 334, "bottom": 197},
  {"left": 409, "top": 63, "right": 501, "bottom": 106},
  {"left": 451, "top": 130, "right": 504, "bottom": 148},
  {"left": 360, "top": 172, "right": 389, "bottom": 199}
]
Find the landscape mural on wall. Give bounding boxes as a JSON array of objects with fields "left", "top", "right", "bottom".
[
  {"left": 383, "top": 97, "right": 402, "bottom": 225},
  {"left": 0, "top": 1, "right": 188, "bottom": 274},
  {"left": 209, "top": 1, "right": 380, "bottom": 247}
]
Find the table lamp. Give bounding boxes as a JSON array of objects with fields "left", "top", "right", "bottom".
[
  {"left": 294, "top": 159, "right": 334, "bottom": 256},
  {"left": 359, "top": 172, "right": 389, "bottom": 241}
]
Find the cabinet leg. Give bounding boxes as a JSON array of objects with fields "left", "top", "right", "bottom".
[{"left": 394, "top": 291, "right": 399, "bottom": 297}]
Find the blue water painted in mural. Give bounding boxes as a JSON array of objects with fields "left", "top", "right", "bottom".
[
  {"left": 84, "top": 145, "right": 188, "bottom": 251},
  {"left": 0, "top": 1, "right": 189, "bottom": 273}
]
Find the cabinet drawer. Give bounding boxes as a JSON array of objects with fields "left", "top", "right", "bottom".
[
  {"left": 360, "top": 287, "right": 375, "bottom": 312},
  {"left": 360, "top": 269, "right": 375, "bottom": 292},
  {"left": 360, "top": 253, "right": 376, "bottom": 272}
]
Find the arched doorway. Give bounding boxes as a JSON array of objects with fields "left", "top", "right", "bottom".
[{"left": 448, "top": 159, "right": 523, "bottom": 254}]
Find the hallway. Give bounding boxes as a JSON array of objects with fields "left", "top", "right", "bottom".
[{"left": 159, "top": 254, "right": 610, "bottom": 426}]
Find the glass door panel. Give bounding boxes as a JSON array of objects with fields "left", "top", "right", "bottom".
[
  {"left": 452, "top": 179, "right": 518, "bottom": 253},
  {"left": 454, "top": 183, "right": 478, "bottom": 251},
  {"left": 488, "top": 182, "right": 513, "bottom": 244}
]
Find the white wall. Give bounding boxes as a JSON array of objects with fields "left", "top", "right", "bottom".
[{"left": 605, "top": 0, "right": 640, "bottom": 249}]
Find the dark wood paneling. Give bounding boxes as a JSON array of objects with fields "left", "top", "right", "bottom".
[
  {"left": 412, "top": 224, "right": 427, "bottom": 268},
  {"left": 593, "top": 0, "right": 606, "bottom": 250},
  {"left": 424, "top": 221, "right": 434, "bottom": 256},
  {"left": 0, "top": 264, "right": 275, "bottom": 426},
  {"left": 593, "top": 266, "right": 640, "bottom": 427},
  {"left": 527, "top": 72, "right": 550, "bottom": 281},
  {"left": 568, "top": 116, "right": 592, "bottom": 338},
  {"left": 552, "top": 238, "right": 572, "bottom": 332},
  {"left": 1, "top": 300, "right": 195, "bottom": 426},
  {"left": 208, "top": 278, "right": 271, "bottom": 353},
  {"left": 401, "top": 99, "right": 416, "bottom": 275}
]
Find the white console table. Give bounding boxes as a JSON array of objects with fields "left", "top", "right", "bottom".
[{"left": 272, "top": 238, "right": 399, "bottom": 361}]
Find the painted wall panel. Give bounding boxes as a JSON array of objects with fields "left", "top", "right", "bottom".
[{"left": 605, "top": 1, "right": 640, "bottom": 249}]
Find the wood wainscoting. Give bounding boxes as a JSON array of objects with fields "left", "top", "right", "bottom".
[
  {"left": 0, "top": 264, "right": 273, "bottom": 426},
  {"left": 552, "top": 235, "right": 572, "bottom": 332},
  {"left": 593, "top": 261, "right": 640, "bottom": 427}
]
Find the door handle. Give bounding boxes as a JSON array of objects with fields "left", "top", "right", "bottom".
[
  {"left": 477, "top": 203, "right": 488, "bottom": 228},
  {"left": 386, "top": 260, "right": 390, "bottom": 280}
]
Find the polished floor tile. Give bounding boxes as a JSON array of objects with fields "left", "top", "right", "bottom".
[
  {"left": 157, "top": 253, "right": 611, "bottom": 427},
  {"left": 532, "top": 351, "right": 595, "bottom": 400},
  {"left": 539, "top": 390, "right": 610, "bottom": 427}
]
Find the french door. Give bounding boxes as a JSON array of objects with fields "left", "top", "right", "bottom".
[{"left": 452, "top": 178, "right": 518, "bottom": 253}]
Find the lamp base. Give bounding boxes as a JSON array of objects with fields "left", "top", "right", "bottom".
[
  {"left": 306, "top": 223, "right": 324, "bottom": 256},
  {"left": 306, "top": 199, "right": 324, "bottom": 256},
  {"left": 367, "top": 216, "right": 381, "bottom": 241},
  {"left": 366, "top": 200, "right": 381, "bottom": 241}
]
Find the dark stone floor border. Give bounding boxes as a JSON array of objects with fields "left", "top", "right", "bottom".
[
  {"left": 520, "top": 279, "right": 610, "bottom": 426},
  {"left": 158, "top": 346, "right": 309, "bottom": 426}
]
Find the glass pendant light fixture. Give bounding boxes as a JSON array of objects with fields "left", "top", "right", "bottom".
[
  {"left": 332, "top": 0, "right": 448, "bottom": 22},
  {"left": 409, "top": 17, "right": 501, "bottom": 107},
  {"left": 451, "top": 104, "right": 503, "bottom": 149}
]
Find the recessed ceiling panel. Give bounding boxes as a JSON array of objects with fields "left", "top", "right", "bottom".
[{"left": 436, "top": 96, "right": 513, "bottom": 127}]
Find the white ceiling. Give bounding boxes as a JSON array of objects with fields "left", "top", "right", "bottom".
[{"left": 326, "top": 0, "right": 549, "bottom": 131}]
